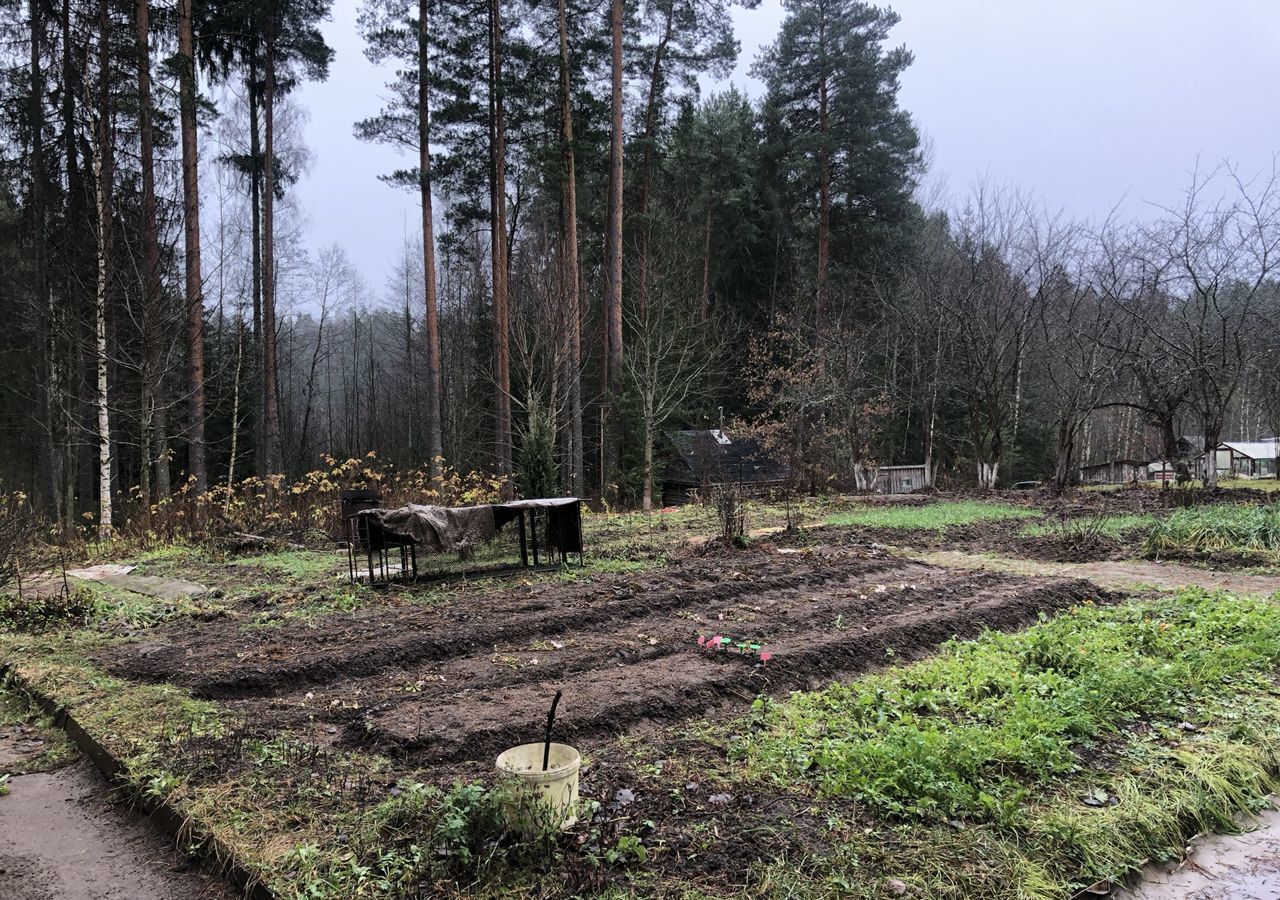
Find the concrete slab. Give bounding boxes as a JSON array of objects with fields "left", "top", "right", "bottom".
[
  {"left": 92, "top": 573, "right": 208, "bottom": 600},
  {"left": 0, "top": 761, "right": 230, "bottom": 899},
  {"left": 1122, "top": 805, "right": 1280, "bottom": 899}
]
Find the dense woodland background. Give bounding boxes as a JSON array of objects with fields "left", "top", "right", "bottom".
[{"left": 1, "top": 0, "right": 1279, "bottom": 539}]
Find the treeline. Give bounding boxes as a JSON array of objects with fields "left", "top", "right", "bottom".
[{"left": 0, "top": 0, "right": 1276, "bottom": 540}]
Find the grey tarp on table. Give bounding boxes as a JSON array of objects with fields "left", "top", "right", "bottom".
[
  {"left": 355, "top": 498, "right": 584, "bottom": 557},
  {"left": 493, "top": 497, "right": 584, "bottom": 554},
  {"left": 357, "top": 503, "right": 497, "bottom": 554}
]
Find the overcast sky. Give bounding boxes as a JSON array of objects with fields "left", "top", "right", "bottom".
[{"left": 290, "top": 0, "right": 1279, "bottom": 299}]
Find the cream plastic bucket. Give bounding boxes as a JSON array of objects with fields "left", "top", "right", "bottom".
[{"left": 495, "top": 742, "right": 581, "bottom": 832}]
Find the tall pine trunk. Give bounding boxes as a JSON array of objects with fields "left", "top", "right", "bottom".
[
  {"left": 29, "top": 0, "right": 62, "bottom": 521},
  {"left": 226, "top": 317, "right": 245, "bottom": 509},
  {"left": 635, "top": 0, "right": 674, "bottom": 319},
  {"left": 418, "top": 0, "right": 444, "bottom": 473},
  {"left": 177, "top": 0, "right": 207, "bottom": 491},
  {"left": 601, "top": 0, "right": 624, "bottom": 500},
  {"left": 177, "top": 0, "right": 204, "bottom": 491},
  {"left": 262, "top": 33, "right": 281, "bottom": 475},
  {"left": 136, "top": 0, "right": 164, "bottom": 505},
  {"left": 60, "top": 0, "right": 80, "bottom": 529},
  {"left": 700, "top": 202, "right": 713, "bottom": 321},
  {"left": 489, "top": 0, "right": 512, "bottom": 484},
  {"left": 815, "top": 10, "right": 830, "bottom": 331},
  {"left": 154, "top": 397, "right": 170, "bottom": 496},
  {"left": 92, "top": 0, "right": 113, "bottom": 539},
  {"left": 248, "top": 61, "right": 264, "bottom": 474},
  {"left": 642, "top": 411, "right": 654, "bottom": 511},
  {"left": 557, "top": 0, "right": 583, "bottom": 497}
]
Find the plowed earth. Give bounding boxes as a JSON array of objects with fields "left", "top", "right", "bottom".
[{"left": 100, "top": 546, "right": 1106, "bottom": 775}]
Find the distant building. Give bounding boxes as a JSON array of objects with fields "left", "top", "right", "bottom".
[
  {"left": 1078, "top": 458, "right": 1152, "bottom": 485},
  {"left": 662, "top": 429, "right": 789, "bottom": 506},
  {"left": 1146, "top": 437, "right": 1277, "bottom": 481},
  {"left": 873, "top": 464, "right": 929, "bottom": 494}
]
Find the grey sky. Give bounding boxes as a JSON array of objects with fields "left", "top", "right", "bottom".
[{"left": 291, "top": 0, "right": 1280, "bottom": 297}]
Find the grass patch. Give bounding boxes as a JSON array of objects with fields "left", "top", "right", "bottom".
[
  {"left": 1085, "top": 480, "right": 1280, "bottom": 493},
  {"left": 577, "top": 556, "right": 656, "bottom": 576},
  {"left": 827, "top": 500, "right": 1040, "bottom": 531},
  {"left": 124, "top": 544, "right": 207, "bottom": 574},
  {"left": 1216, "top": 479, "right": 1280, "bottom": 492},
  {"left": 0, "top": 583, "right": 215, "bottom": 633},
  {"left": 241, "top": 584, "right": 375, "bottom": 630},
  {"left": 727, "top": 590, "right": 1280, "bottom": 896},
  {"left": 1148, "top": 504, "right": 1280, "bottom": 555},
  {"left": 225, "top": 549, "right": 343, "bottom": 580}
]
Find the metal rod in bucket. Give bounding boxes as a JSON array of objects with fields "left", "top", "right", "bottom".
[{"left": 543, "top": 690, "right": 562, "bottom": 771}]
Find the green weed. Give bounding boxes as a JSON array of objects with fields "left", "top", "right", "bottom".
[
  {"left": 715, "top": 589, "right": 1280, "bottom": 898},
  {"left": 225, "top": 550, "right": 343, "bottom": 580},
  {"left": 0, "top": 588, "right": 99, "bottom": 633},
  {"left": 826, "top": 500, "right": 1040, "bottom": 531},
  {"left": 733, "top": 591, "right": 1280, "bottom": 823}
]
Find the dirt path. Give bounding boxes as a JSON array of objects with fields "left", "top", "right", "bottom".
[
  {"left": 0, "top": 760, "right": 231, "bottom": 900},
  {"left": 1120, "top": 803, "right": 1280, "bottom": 899},
  {"left": 909, "top": 550, "right": 1280, "bottom": 596}
]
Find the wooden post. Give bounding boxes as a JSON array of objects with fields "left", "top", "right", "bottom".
[
  {"left": 517, "top": 509, "right": 529, "bottom": 568},
  {"left": 530, "top": 509, "right": 540, "bottom": 566}
]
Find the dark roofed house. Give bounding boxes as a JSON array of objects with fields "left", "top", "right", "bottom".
[{"left": 662, "top": 429, "right": 790, "bottom": 506}]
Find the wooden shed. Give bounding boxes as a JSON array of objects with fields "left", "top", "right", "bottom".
[
  {"left": 662, "top": 429, "right": 789, "bottom": 506},
  {"left": 873, "top": 465, "right": 928, "bottom": 494},
  {"left": 1077, "top": 459, "right": 1152, "bottom": 485}
]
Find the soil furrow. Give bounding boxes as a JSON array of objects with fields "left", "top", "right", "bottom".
[
  {"left": 361, "top": 575, "right": 1101, "bottom": 764},
  {"left": 103, "top": 553, "right": 908, "bottom": 699}
]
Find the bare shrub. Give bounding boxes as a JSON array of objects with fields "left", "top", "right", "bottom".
[
  {"left": 0, "top": 492, "right": 49, "bottom": 592},
  {"left": 712, "top": 483, "right": 746, "bottom": 546}
]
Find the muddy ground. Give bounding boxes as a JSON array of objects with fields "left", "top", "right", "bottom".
[{"left": 99, "top": 546, "right": 1105, "bottom": 781}]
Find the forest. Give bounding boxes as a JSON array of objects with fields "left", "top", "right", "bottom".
[{"left": 1, "top": 0, "right": 1278, "bottom": 539}]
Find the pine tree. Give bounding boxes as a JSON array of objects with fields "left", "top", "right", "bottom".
[
  {"left": 203, "top": 0, "right": 333, "bottom": 475},
  {"left": 177, "top": 0, "right": 207, "bottom": 491},
  {"left": 631, "top": 0, "right": 745, "bottom": 315},
  {"left": 356, "top": 0, "right": 446, "bottom": 473},
  {"left": 754, "top": 0, "right": 919, "bottom": 330},
  {"left": 600, "top": 0, "right": 623, "bottom": 500}
]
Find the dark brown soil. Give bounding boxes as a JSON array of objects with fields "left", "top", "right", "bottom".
[{"left": 99, "top": 547, "right": 1106, "bottom": 776}]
